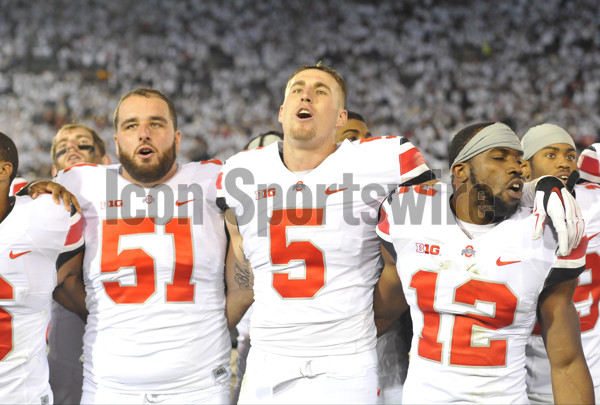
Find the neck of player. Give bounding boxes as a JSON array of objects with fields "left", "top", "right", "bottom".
[
  {"left": 451, "top": 189, "right": 496, "bottom": 226},
  {"left": 282, "top": 139, "right": 337, "bottom": 172}
]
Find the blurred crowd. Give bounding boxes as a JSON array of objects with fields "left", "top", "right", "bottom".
[{"left": 1, "top": 0, "right": 599, "bottom": 178}]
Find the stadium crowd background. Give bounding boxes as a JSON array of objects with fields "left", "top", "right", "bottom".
[{"left": 1, "top": 0, "right": 599, "bottom": 180}]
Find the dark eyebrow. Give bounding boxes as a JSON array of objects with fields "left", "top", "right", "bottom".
[
  {"left": 149, "top": 116, "right": 169, "bottom": 124},
  {"left": 289, "top": 81, "right": 331, "bottom": 93},
  {"left": 541, "top": 146, "right": 576, "bottom": 153},
  {"left": 120, "top": 116, "right": 168, "bottom": 129},
  {"left": 290, "top": 80, "right": 305, "bottom": 89},
  {"left": 314, "top": 82, "right": 331, "bottom": 93},
  {"left": 489, "top": 147, "right": 523, "bottom": 156},
  {"left": 342, "top": 129, "right": 360, "bottom": 135}
]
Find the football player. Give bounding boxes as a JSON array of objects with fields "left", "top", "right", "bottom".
[
  {"left": 376, "top": 122, "right": 591, "bottom": 403},
  {"left": 0, "top": 132, "right": 84, "bottom": 404},
  {"left": 521, "top": 123, "right": 600, "bottom": 403}
]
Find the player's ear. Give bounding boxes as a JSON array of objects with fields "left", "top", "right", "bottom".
[
  {"left": 335, "top": 109, "right": 348, "bottom": 128},
  {"left": 521, "top": 160, "right": 531, "bottom": 181},
  {"left": 174, "top": 130, "right": 182, "bottom": 151},
  {"left": 101, "top": 154, "right": 111, "bottom": 165},
  {"left": 0, "top": 161, "right": 13, "bottom": 182},
  {"left": 278, "top": 105, "right": 284, "bottom": 124},
  {"left": 451, "top": 162, "right": 469, "bottom": 184},
  {"left": 51, "top": 165, "right": 58, "bottom": 177},
  {"left": 113, "top": 134, "right": 120, "bottom": 157}
]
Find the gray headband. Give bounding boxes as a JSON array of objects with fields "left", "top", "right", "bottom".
[
  {"left": 452, "top": 122, "right": 523, "bottom": 166},
  {"left": 521, "top": 123, "right": 575, "bottom": 160}
]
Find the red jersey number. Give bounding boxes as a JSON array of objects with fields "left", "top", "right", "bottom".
[
  {"left": 101, "top": 218, "right": 195, "bottom": 304},
  {"left": 573, "top": 252, "right": 600, "bottom": 332},
  {"left": 270, "top": 209, "right": 325, "bottom": 298},
  {"left": 410, "top": 270, "right": 517, "bottom": 366},
  {"left": 0, "top": 275, "right": 14, "bottom": 361}
]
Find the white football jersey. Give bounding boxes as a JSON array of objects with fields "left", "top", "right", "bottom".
[
  {"left": 526, "top": 182, "right": 600, "bottom": 400},
  {"left": 217, "top": 137, "right": 429, "bottom": 356},
  {"left": 377, "top": 183, "right": 586, "bottom": 404},
  {"left": 55, "top": 161, "right": 230, "bottom": 393},
  {"left": 0, "top": 195, "right": 83, "bottom": 404}
]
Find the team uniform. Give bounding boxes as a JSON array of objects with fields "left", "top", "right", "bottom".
[
  {"left": 526, "top": 182, "right": 600, "bottom": 403},
  {"left": 9, "top": 176, "right": 27, "bottom": 196},
  {"left": 55, "top": 162, "right": 231, "bottom": 404},
  {"left": 217, "top": 137, "right": 429, "bottom": 404},
  {"left": 376, "top": 183, "right": 586, "bottom": 403},
  {"left": 0, "top": 195, "right": 83, "bottom": 404}
]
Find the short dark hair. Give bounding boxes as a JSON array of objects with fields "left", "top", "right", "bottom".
[
  {"left": 0, "top": 132, "right": 19, "bottom": 184},
  {"left": 52, "top": 124, "right": 107, "bottom": 162},
  {"left": 347, "top": 111, "right": 366, "bottom": 124},
  {"left": 448, "top": 122, "right": 495, "bottom": 169},
  {"left": 287, "top": 62, "right": 347, "bottom": 107},
  {"left": 113, "top": 88, "right": 178, "bottom": 131}
]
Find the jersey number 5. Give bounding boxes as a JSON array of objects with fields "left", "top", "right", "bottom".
[
  {"left": 410, "top": 269, "right": 517, "bottom": 366},
  {"left": 101, "top": 218, "right": 195, "bottom": 304},
  {"left": 270, "top": 208, "right": 325, "bottom": 298}
]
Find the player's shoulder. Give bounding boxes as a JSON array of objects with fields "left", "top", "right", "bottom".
[
  {"left": 382, "top": 182, "right": 451, "bottom": 226},
  {"left": 387, "top": 182, "right": 449, "bottom": 204},
  {"left": 221, "top": 142, "right": 280, "bottom": 175},
  {"left": 14, "top": 195, "right": 72, "bottom": 228},
  {"left": 181, "top": 159, "right": 223, "bottom": 176},
  {"left": 56, "top": 162, "right": 113, "bottom": 182},
  {"left": 343, "top": 135, "right": 410, "bottom": 153},
  {"left": 225, "top": 142, "right": 279, "bottom": 166}
]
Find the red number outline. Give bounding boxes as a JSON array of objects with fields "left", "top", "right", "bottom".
[
  {"left": 270, "top": 209, "right": 326, "bottom": 299},
  {"left": 100, "top": 218, "right": 195, "bottom": 304},
  {"left": 410, "top": 269, "right": 517, "bottom": 366},
  {"left": 0, "top": 275, "right": 14, "bottom": 361}
]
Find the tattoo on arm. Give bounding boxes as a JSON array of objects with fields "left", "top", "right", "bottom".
[{"left": 234, "top": 246, "right": 251, "bottom": 290}]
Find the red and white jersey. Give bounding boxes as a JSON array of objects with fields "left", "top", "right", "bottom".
[
  {"left": 578, "top": 144, "right": 600, "bottom": 183},
  {"left": 0, "top": 195, "right": 83, "bottom": 404},
  {"left": 526, "top": 182, "right": 600, "bottom": 399},
  {"left": 9, "top": 176, "right": 28, "bottom": 196},
  {"left": 217, "top": 137, "right": 429, "bottom": 356},
  {"left": 55, "top": 161, "right": 230, "bottom": 393},
  {"left": 376, "top": 183, "right": 586, "bottom": 403}
]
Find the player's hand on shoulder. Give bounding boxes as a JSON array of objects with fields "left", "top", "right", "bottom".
[
  {"left": 27, "top": 180, "right": 81, "bottom": 213},
  {"left": 532, "top": 175, "right": 585, "bottom": 256}
]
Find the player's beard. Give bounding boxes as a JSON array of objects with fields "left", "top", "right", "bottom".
[
  {"left": 470, "top": 168, "right": 519, "bottom": 222},
  {"left": 118, "top": 141, "right": 177, "bottom": 185}
]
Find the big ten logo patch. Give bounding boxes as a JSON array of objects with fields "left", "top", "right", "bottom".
[
  {"left": 100, "top": 199, "right": 123, "bottom": 209},
  {"left": 416, "top": 243, "right": 440, "bottom": 255},
  {"left": 255, "top": 187, "right": 277, "bottom": 200}
]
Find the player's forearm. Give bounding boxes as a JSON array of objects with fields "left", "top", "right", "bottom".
[
  {"left": 226, "top": 290, "right": 254, "bottom": 330},
  {"left": 53, "top": 276, "right": 88, "bottom": 321},
  {"left": 551, "top": 358, "right": 594, "bottom": 404}
]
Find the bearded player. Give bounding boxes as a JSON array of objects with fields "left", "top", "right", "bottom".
[
  {"left": 52, "top": 89, "right": 231, "bottom": 404},
  {"left": 376, "top": 122, "right": 592, "bottom": 403}
]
